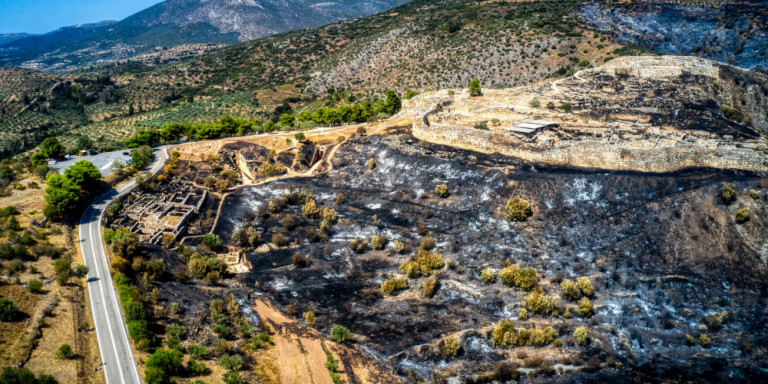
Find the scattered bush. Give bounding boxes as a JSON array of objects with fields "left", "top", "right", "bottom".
[
  {"left": 721, "top": 182, "right": 736, "bottom": 204},
  {"left": 202, "top": 233, "right": 222, "bottom": 251},
  {"left": 704, "top": 311, "right": 729, "bottom": 331},
  {"left": 434, "top": 184, "right": 449, "bottom": 198},
  {"left": 499, "top": 265, "right": 538, "bottom": 291},
  {"left": 473, "top": 122, "right": 489, "bottom": 130},
  {"left": 27, "top": 279, "right": 43, "bottom": 294},
  {"left": 529, "top": 98, "right": 541, "bottom": 108},
  {"left": 381, "top": 278, "right": 407, "bottom": 295},
  {"left": 370, "top": 234, "right": 387, "bottom": 250},
  {"left": 505, "top": 197, "right": 532, "bottom": 222},
  {"left": 252, "top": 332, "right": 274, "bottom": 349},
  {"left": 302, "top": 199, "right": 321, "bottom": 219},
  {"left": 303, "top": 310, "right": 316, "bottom": 327},
  {"left": 559, "top": 103, "right": 573, "bottom": 112},
  {"left": 749, "top": 189, "right": 760, "bottom": 199},
  {"left": 578, "top": 297, "right": 594, "bottom": 317},
  {"left": 348, "top": 237, "right": 367, "bottom": 253},
  {"left": 219, "top": 353, "right": 243, "bottom": 371},
  {"left": 574, "top": 326, "right": 588, "bottom": 346},
  {"left": 222, "top": 371, "right": 243, "bottom": 384},
  {"left": 367, "top": 158, "right": 376, "bottom": 170},
  {"left": 272, "top": 233, "right": 290, "bottom": 247},
  {"left": 401, "top": 249, "right": 444, "bottom": 277},
  {"left": 423, "top": 274, "right": 439, "bottom": 297},
  {"left": 518, "top": 308, "right": 528, "bottom": 321},
  {"left": 291, "top": 253, "right": 312, "bottom": 268},
  {"left": 481, "top": 268, "right": 496, "bottom": 284},
  {"left": 394, "top": 239, "right": 406, "bottom": 253},
  {"left": 189, "top": 344, "right": 209, "bottom": 359},
  {"left": 0, "top": 297, "right": 19, "bottom": 321},
  {"left": 56, "top": 344, "right": 74, "bottom": 359},
  {"left": 330, "top": 324, "right": 350, "bottom": 343},
  {"left": 699, "top": 334, "right": 711, "bottom": 347},
  {"left": 469, "top": 79, "right": 482, "bottom": 96},
  {"left": 735, "top": 207, "right": 750, "bottom": 223},
  {"left": 441, "top": 335, "right": 461, "bottom": 358},
  {"left": 524, "top": 289, "right": 559, "bottom": 316}
]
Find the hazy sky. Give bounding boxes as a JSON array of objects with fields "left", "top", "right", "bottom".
[{"left": 0, "top": 0, "right": 163, "bottom": 34}]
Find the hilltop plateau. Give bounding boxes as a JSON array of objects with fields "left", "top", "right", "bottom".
[{"left": 407, "top": 56, "right": 768, "bottom": 173}]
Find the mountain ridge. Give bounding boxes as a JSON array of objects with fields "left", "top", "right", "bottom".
[{"left": 0, "top": 0, "right": 409, "bottom": 72}]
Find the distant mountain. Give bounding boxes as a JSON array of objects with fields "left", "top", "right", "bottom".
[
  {"left": 0, "top": 33, "right": 36, "bottom": 46},
  {"left": 0, "top": 0, "right": 409, "bottom": 72}
]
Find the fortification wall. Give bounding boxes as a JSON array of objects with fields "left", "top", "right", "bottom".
[{"left": 409, "top": 94, "right": 768, "bottom": 173}]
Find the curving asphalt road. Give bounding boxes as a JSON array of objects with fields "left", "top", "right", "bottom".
[{"left": 79, "top": 146, "right": 169, "bottom": 384}]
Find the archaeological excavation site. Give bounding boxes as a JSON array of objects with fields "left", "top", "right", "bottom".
[{"left": 103, "top": 56, "right": 768, "bottom": 383}]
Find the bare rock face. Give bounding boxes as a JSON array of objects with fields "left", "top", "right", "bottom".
[
  {"left": 131, "top": 0, "right": 408, "bottom": 42},
  {"left": 405, "top": 56, "right": 768, "bottom": 173}
]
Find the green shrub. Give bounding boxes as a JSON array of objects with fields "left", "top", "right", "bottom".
[
  {"left": 529, "top": 98, "right": 541, "bottom": 108},
  {"left": 393, "top": 240, "right": 406, "bottom": 253},
  {"left": 222, "top": 371, "right": 243, "bottom": 384},
  {"left": 27, "top": 279, "right": 43, "bottom": 294},
  {"left": 56, "top": 344, "right": 74, "bottom": 359},
  {"left": 491, "top": 319, "right": 516, "bottom": 348},
  {"left": 370, "top": 234, "right": 387, "bottom": 250},
  {"left": 330, "top": 324, "right": 350, "bottom": 343},
  {"left": 422, "top": 274, "right": 439, "bottom": 297},
  {"left": 0, "top": 297, "right": 19, "bottom": 321},
  {"left": 469, "top": 79, "right": 482, "bottom": 96},
  {"left": 252, "top": 332, "right": 274, "bottom": 349},
  {"left": 559, "top": 103, "right": 573, "bottom": 112},
  {"left": 704, "top": 311, "right": 729, "bottom": 331},
  {"left": 367, "top": 158, "right": 375, "bottom": 170},
  {"left": 481, "top": 268, "right": 496, "bottom": 284},
  {"left": 381, "top": 278, "right": 407, "bottom": 295},
  {"left": 578, "top": 297, "right": 594, "bottom": 317},
  {"left": 441, "top": 335, "right": 461, "bottom": 358},
  {"left": 560, "top": 279, "right": 580, "bottom": 300},
  {"left": 146, "top": 348, "right": 183, "bottom": 374},
  {"left": 219, "top": 353, "right": 243, "bottom": 371},
  {"left": 721, "top": 182, "right": 736, "bottom": 204},
  {"left": 576, "top": 277, "right": 594, "bottom": 296},
  {"left": 187, "top": 358, "right": 207, "bottom": 375},
  {"left": 401, "top": 249, "right": 444, "bottom": 277},
  {"left": 499, "top": 265, "right": 538, "bottom": 291},
  {"left": 473, "top": 122, "right": 489, "bottom": 130},
  {"left": 434, "top": 184, "right": 449, "bottom": 198},
  {"left": 699, "top": 334, "right": 711, "bottom": 347},
  {"left": 518, "top": 308, "right": 528, "bottom": 321},
  {"left": 574, "top": 326, "right": 588, "bottom": 346},
  {"left": 348, "top": 237, "right": 367, "bottom": 253},
  {"left": 189, "top": 344, "right": 209, "bottom": 359},
  {"left": 505, "top": 197, "right": 532, "bottom": 222},
  {"left": 202, "top": 233, "right": 222, "bottom": 251},
  {"left": 524, "top": 289, "right": 559, "bottom": 316},
  {"left": 735, "top": 207, "right": 750, "bottom": 223}
]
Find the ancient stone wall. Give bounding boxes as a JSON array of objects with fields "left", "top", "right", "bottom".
[{"left": 409, "top": 91, "right": 768, "bottom": 173}]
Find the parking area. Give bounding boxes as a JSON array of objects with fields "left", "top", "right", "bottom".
[{"left": 51, "top": 150, "right": 132, "bottom": 176}]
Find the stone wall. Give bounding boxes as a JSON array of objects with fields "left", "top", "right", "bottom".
[{"left": 409, "top": 92, "right": 768, "bottom": 173}]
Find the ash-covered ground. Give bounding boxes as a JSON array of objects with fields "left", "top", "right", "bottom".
[{"left": 203, "top": 130, "right": 768, "bottom": 382}]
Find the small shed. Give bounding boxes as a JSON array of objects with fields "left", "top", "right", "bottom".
[{"left": 506, "top": 119, "right": 559, "bottom": 138}]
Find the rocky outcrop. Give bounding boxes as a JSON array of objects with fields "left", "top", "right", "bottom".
[{"left": 405, "top": 56, "right": 768, "bottom": 173}]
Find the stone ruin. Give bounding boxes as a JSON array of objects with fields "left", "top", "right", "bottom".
[{"left": 111, "top": 183, "right": 207, "bottom": 244}]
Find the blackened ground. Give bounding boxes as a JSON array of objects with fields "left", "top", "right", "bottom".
[{"left": 197, "top": 130, "right": 768, "bottom": 382}]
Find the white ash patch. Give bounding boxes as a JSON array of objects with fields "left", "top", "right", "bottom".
[
  {"left": 367, "top": 203, "right": 382, "bottom": 210},
  {"left": 464, "top": 336, "right": 494, "bottom": 354}
]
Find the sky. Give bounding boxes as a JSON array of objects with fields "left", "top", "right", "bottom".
[{"left": 0, "top": 0, "right": 163, "bottom": 34}]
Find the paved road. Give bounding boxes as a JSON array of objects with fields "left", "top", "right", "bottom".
[{"left": 79, "top": 146, "right": 168, "bottom": 384}]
